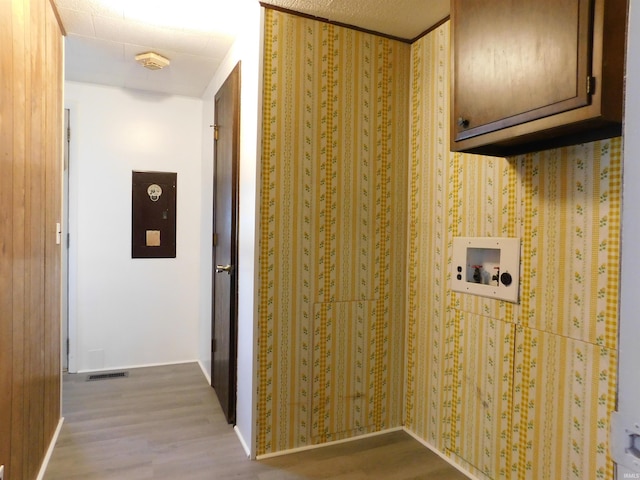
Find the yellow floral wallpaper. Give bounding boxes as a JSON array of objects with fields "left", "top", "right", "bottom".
[
  {"left": 406, "top": 22, "right": 620, "bottom": 480},
  {"left": 257, "top": 9, "right": 621, "bottom": 479},
  {"left": 257, "top": 9, "right": 410, "bottom": 455}
]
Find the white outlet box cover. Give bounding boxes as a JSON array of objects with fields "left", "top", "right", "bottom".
[{"left": 451, "top": 236, "right": 521, "bottom": 303}]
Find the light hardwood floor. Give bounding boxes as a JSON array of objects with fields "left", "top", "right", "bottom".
[{"left": 45, "top": 363, "right": 469, "bottom": 479}]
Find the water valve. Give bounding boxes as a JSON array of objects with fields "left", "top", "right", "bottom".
[
  {"left": 492, "top": 267, "right": 500, "bottom": 286},
  {"left": 472, "top": 265, "right": 483, "bottom": 283}
]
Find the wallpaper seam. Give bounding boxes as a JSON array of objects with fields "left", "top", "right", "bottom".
[
  {"left": 449, "top": 151, "right": 462, "bottom": 456},
  {"left": 605, "top": 138, "right": 622, "bottom": 480},
  {"left": 257, "top": 8, "right": 275, "bottom": 455},
  {"left": 505, "top": 160, "right": 518, "bottom": 476},
  {"left": 315, "top": 23, "right": 336, "bottom": 443},
  {"left": 404, "top": 38, "right": 421, "bottom": 428},
  {"left": 373, "top": 37, "right": 391, "bottom": 430},
  {"left": 515, "top": 153, "right": 534, "bottom": 479}
]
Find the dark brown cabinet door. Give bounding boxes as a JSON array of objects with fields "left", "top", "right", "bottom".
[
  {"left": 451, "top": 0, "right": 626, "bottom": 156},
  {"left": 453, "top": 0, "right": 592, "bottom": 142}
]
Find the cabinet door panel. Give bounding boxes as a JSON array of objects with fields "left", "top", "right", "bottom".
[
  {"left": 453, "top": 0, "right": 591, "bottom": 142},
  {"left": 450, "top": 313, "right": 515, "bottom": 478},
  {"left": 311, "top": 301, "right": 375, "bottom": 441},
  {"left": 512, "top": 327, "right": 615, "bottom": 479}
]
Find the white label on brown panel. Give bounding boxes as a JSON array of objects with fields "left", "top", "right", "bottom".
[{"left": 146, "top": 230, "right": 161, "bottom": 247}]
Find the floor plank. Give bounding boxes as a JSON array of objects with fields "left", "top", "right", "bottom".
[{"left": 45, "top": 363, "right": 468, "bottom": 479}]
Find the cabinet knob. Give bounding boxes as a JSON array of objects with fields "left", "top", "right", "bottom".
[{"left": 457, "top": 117, "right": 470, "bottom": 128}]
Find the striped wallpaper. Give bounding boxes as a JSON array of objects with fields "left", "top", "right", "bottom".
[
  {"left": 257, "top": 10, "right": 621, "bottom": 479},
  {"left": 257, "top": 9, "right": 410, "bottom": 455},
  {"left": 406, "top": 22, "right": 620, "bottom": 480}
]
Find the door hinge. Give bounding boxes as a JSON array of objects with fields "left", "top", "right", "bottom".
[
  {"left": 67, "top": 338, "right": 70, "bottom": 355},
  {"left": 212, "top": 124, "right": 219, "bottom": 141},
  {"left": 587, "top": 76, "right": 596, "bottom": 95},
  {"left": 213, "top": 233, "right": 217, "bottom": 246},
  {"left": 67, "top": 126, "right": 71, "bottom": 142},
  {"left": 212, "top": 338, "right": 216, "bottom": 352}
]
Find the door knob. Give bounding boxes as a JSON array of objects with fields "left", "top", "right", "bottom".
[{"left": 216, "top": 264, "right": 232, "bottom": 274}]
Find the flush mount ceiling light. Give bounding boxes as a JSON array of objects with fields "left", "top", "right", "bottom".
[{"left": 135, "top": 52, "right": 170, "bottom": 70}]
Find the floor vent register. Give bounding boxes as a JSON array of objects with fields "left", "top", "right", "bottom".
[{"left": 86, "top": 371, "right": 129, "bottom": 381}]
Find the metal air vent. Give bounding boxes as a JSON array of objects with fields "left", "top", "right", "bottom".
[{"left": 87, "top": 371, "right": 129, "bottom": 381}]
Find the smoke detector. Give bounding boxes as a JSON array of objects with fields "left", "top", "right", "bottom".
[{"left": 135, "top": 52, "right": 170, "bottom": 70}]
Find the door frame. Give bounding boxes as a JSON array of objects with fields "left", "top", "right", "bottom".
[
  {"left": 63, "top": 109, "right": 69, "bottom": 371},
  {"left": 63, "top": 107, "right": 78, "bottom": 373}
]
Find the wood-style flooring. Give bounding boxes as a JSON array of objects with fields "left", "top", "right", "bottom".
[{"left": 45, "top": 363, "right": 469, "bottom": 479}]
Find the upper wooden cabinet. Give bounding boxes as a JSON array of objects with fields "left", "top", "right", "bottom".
[{"left": 451, "top": 0, "right": 627, "bottom": 157}]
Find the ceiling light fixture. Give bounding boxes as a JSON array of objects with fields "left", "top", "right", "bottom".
[{"left": 135, "top": 52, "right": 170, "bottom": 70}]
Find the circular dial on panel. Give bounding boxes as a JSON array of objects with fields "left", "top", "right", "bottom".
[
  {"left": 147, "top": 184, "right": 163, "bottom": 202},
  {"left": 500, "top": 272, "right": 513, "bottom": 286}
]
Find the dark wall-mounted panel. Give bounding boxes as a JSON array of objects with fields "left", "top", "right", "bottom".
[{"left": 132, "top": 171, "right": 177, "bottom": 258}]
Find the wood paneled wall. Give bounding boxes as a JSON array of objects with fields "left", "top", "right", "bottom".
[{"left": 0, "top": 0, "right": 64, "bottom": 478}]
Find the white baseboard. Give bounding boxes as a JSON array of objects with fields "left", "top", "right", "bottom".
[
  {"left": 76, "top": 359, "right": 198, "bottom": 374},
  {"left": 234, "top": 425, "right": 252, "bottom": 458},
  {"left": 256, "top": 426, "right": 404, "bottom": 460},
  {"left": 37, "top": 417, "right": 64, "bottom": 480},
  {"left": 197, "top": 359, "right": 211, "bottom": 384},
  {"left": 402, "top": 427, "right": 479, "bottom": 480}
]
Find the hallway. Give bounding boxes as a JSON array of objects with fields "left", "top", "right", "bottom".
[{"left": 44, "top": 363, "right": 467, "bottom": 479}]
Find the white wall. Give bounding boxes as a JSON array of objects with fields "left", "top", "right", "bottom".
[
  {"left": 65, "top": 82, "right": 204, "bottom": 372},
  {"left": 616, "top": 2, "right": 640, "bottom": 478},
  {"left": 198, "top": 2, "right": 263, "bottom": 458}
]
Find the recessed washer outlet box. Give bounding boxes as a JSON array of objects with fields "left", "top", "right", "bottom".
[{"left": 451, "top": 236, "right": 521, "bottom": 303}]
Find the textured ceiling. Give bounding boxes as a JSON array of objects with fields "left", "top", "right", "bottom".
[
  {"left": 54, "top": 0, "right": 449, "bottom": 97},
  {"left": 260, "top": 0, "right": 449, "bottom": 40}
]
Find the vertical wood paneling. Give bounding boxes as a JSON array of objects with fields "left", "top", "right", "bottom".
[
  {"left": 0, "top": 0, "right": 16, "bottom": 473},
  {"left": 11, "top": 0, "right": 29, "bottom": 476},
  {"left": 0, "top": 0, "right": 63, "bottom": 477},
  {"left": 44, "top": 0, "right": 63, "bottom": 444},
  {"left": 28, "top": 0, "right": 47, "bottom": 474}
]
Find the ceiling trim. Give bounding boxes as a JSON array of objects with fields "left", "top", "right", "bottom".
[
  {"left": 409, "top": 15, "right": 450, "bottom": 44},
  {"left": 259, "top": 2, "right": 413, "bottom": 44},
  {"left": 48, "top": 0, "right": 67, "bottom": 36}
]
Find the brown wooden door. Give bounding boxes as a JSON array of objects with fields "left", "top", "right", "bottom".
[
  {"left": 452, "top": 0, "right": 592, "bottom": 142},
  {"left": 212, "top": 63, "right": 240, "bottom": 424}
]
